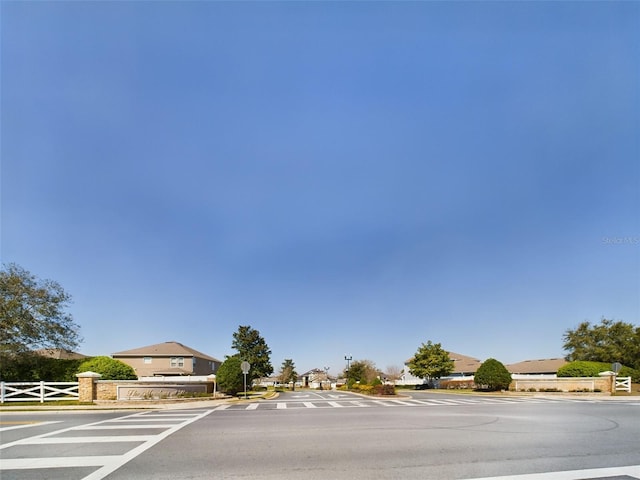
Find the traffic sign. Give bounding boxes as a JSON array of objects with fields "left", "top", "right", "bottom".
[{"left": 241, "top": 361, "right": 250, "bottom": 374}]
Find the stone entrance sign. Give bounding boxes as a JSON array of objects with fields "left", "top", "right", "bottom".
[{"left": 117, "top": 384, "right": 206, "bottom": 400}]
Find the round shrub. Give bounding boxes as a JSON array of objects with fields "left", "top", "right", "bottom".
[
  {"left": 619, "top": 366, "right": 639, "bottom": 383},
  {"left": 77, "top": 356, "right": 137, "bottom": 380},
  {"left": 474, "top": 358, "right": 512, "bottom": 391},
  {"left": 216, "top": 355, "right": 244, "bottom": 395}
]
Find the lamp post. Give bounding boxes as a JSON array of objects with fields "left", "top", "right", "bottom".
[
  {"left": 324, "top": 366, "right": 330, "bottom": 390},
  {"left": 344, "top": 355, "right": 352, "bottom": 382}
]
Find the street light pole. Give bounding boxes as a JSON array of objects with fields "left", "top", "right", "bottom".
[
  {"left": 324, "top": 366, "right": 330, "bottom": 390},
  {"left": 344, "top": 355, "right": 352, "bottom": 382}
]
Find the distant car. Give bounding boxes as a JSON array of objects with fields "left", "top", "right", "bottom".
[{"left": 414, "top": 383, "right": 433, "bottom": 390}]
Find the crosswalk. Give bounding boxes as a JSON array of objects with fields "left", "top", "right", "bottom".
[
  {"left": 211, "top": 395, "right": 605, "bottom": 412},
  {"left": 0, "top": 409, "right": 214, "bottom": 480}
]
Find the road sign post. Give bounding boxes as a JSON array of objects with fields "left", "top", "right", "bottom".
[{"left": 241, "top": 361, "right": 250, "bottom": 399}]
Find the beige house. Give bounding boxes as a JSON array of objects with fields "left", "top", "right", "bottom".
[
  {"left": 112, "top": 341, "right": 221, "bottom": 378},
  {"left": 300, "top": 368, "right": 331, "bottom": 388}
]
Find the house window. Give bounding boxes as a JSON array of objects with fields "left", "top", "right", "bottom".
[
  {"left": 170, "top": 357, "right": 184, "bottom": 368},
  {"left": 143, "top": 357, "right": 152, "bottom": 364}
]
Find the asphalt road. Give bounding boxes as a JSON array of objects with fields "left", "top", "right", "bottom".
[{"left": 1, "top": 392, "right": 639, "bottom": 480}]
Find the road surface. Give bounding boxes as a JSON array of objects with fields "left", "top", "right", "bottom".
[{"left": 1, "top": 392, "right": 638, "bottom": 480}]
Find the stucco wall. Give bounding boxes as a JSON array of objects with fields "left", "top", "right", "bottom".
[
  {"left": 100, "top": 381, "right": 214, "bottom": 400},
  {"left": 79, "top": 377, "right": 215, "bottom": 401},
  {"left": 113, "top": 356, "right": 220, "bottom": 377},
  {"left": 511, "top": 376, "right": 612, "bottom": 393}
]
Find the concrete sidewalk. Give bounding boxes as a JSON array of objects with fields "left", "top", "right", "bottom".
[
  {"left": 0, "top": 393, "right": 280, "bottom": 412},
  {"left": 0, "top": 398, "right": 234, "bottom": 412}
]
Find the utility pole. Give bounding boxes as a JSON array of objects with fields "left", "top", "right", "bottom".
[{"left": 344, "top": 355, "right": 352, "bottom": 380}]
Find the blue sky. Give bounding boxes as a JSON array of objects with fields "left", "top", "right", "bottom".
[{"left": 2, "top": 1, "right": 638, "bottom": 375}]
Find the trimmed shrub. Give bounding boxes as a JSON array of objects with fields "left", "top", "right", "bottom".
[
  {"left": 77, "top": 356, "right": 136, "bottom": 380},
  {"left": 216, "top": 355, "right": 244, "bottom": 395},
  {"left": 351, "top": 384, "right": 374, "bottom": 394},
  {"left": 372, "top": 384, "right": 396, "bottom": 396},
  {"left": 440, "top": 379, "right": 475, "bottom": 390},
  {"left": 557, "top": 361, "right": 639, "bottom": 383},
  {"left": 474, "top": 358, "right": 512, "bottom": 391},
  {"left": 557, "top": 361, "right": 610, "bottom": 378},
  {"left": 619, "top": 366, "right": 640, "bottom": 383}
]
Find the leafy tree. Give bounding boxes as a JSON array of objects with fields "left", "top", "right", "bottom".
[
  {"left": 563, "top": 318, "right": 640, "bottom": 370},
  {"left": 77, "top": 356, "right": 137, "bottom": 380},
  {"left": 474, "top": 358, "right": 512, "bottom": 391},
  {"left": 216, "top": 355, "right": 244, "bottom": 395},
  {"left": 231, "top": 325, "right": 273, "bottom": 382},
  {"left": 0, "top": 352, "right": 83, "bottom": 381},
  {"left": 408, "top": 341, "right": 454, "bottom": 383},
  {"left": 279, "top": 358, "right": 298, "bottom": 389},
  {"left": 0, "top": 264, "right": 82, "bottom": 361},
  {"left": 344, "top": 359, "right": 379, "bottom": 384}
]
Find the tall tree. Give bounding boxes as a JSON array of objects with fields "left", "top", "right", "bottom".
[
  {"left": 279, "top": 358, "right": 298, "bottom": 389},
  {"left": 231, "top": 325, "right": 273, "bottom": 382},
  {"left": 408, "top": 341, "right": 454, "bottom": 383},
  {"left": 0, "top": 264, "right": 81, "bottom": 358},
  {"left": 563, "top": 318, "right": 640, "bottom": 370}
]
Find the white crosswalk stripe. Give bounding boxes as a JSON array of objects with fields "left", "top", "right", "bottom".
[
  {"left": 212, "top": 395, "right": 639, "bottom": 412},
  {"left": 0, "top": 409, "right": 214, "bottom": 480}
]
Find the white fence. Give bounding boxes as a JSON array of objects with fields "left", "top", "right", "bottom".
[
  {"left": 615, "top": 376, "right": 631, "bottom": 393},
  {"left": 0, "top": 381, "right": 79, "bottom": 403}
]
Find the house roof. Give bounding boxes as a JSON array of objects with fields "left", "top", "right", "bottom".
[
  {"left": 405, "top": 351, "right": 482, "bottom": 374},
  {"left": 35, "top": 348, "right": 88, "bottom": 360},
  {"left": 112, "top": 341, "right": 221, "bottom": 363},
  {"left": 448, "top": 352, "right": 483, "bottom": 374},
  {"left": 506, "top": 358, "right": 568, "bottom": 374},
  {"left": 149, "top": 369, "right": 193, "bottom": 376}
]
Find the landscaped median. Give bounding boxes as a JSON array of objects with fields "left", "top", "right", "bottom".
[
  {"left": 339, "top": 383, "right": 396, "bottom": 396},
  {"left": 228, "top": 390, "right": 279, "bottom": 402}
]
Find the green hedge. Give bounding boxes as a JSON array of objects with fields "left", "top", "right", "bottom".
[{"left": 558, "top": 361, "right": 639, "bottom": 382}]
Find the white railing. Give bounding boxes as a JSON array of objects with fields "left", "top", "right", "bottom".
[
  {"left": 0, "top": 381, "right": 79, "bottom": 403},
  {"left": 615, "top": 376, "right": 631, "bottom": 393}
]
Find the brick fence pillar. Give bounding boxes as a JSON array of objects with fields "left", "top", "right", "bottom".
[
  {"left": 76, "top": 371, "right": 102, "bottom": 403},
  {"left": 598, "top": 371, "right": 615, "bottom": 394}
]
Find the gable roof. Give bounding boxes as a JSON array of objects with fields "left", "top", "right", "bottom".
[
  {"left": 506, "top": 358, "right": 568, "bottom": 374},
  {"left": 405, "top": 351, "right": 482, "bottom": 374},
  {"left": 447, "top": 352, "right": 482, "bottom": 374},
  {"left": 112, "top": 341, "right": 221, "bottom": 363},
  {"left": 35, "top": 348, "right": 88, "bottom": 360}
]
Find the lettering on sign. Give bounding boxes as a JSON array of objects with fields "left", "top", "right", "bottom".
[{"left": 117, "top": 384, "right": 206, "bottom": 400}]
